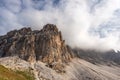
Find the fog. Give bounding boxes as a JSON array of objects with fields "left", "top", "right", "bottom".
[{"left": 0, "top": 0, "right": 120, "bottom": 51}]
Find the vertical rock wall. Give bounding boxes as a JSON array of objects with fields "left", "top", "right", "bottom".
[{"left": 0, "top": 24, "right": 74, "bottom": 72}]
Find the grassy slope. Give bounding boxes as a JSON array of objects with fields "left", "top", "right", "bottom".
[{"left": 0, "top": 65, "right": 35, "bottom": 80}]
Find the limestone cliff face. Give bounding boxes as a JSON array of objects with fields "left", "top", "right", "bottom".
[{"left": 0, "top": 24, "right": 74, "bottom": 72}]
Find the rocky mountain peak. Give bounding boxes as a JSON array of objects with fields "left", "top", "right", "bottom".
[
  {"left": 42, "top": 24, "right": 58, "bottom": 32},
  {"left": 0, "top": 24, "right": 74, "bottom": 72}
]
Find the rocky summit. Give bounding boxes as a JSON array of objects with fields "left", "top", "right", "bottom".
[{"left": 0, "top": 24, "right": 74, "bottom": 72}]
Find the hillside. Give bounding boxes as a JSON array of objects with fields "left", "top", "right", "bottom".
[{"left": 0, "top": 65, "right": 34, "bottom": 80}]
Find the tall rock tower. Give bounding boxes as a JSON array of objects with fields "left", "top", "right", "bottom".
[{"left": 0, "top": 24, "right": 74, "bottom": 72}]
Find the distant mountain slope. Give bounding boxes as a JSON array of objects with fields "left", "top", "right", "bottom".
[{"left": 73, "top": 48, "right": 120, "bottom": 65}]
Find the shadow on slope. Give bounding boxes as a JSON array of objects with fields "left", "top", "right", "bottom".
[{"left": 73, "top": 48, "right": 120, "bottom": 65}]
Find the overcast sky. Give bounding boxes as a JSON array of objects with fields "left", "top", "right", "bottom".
[{"left": 0, "top": 0, "right": 120, "bottom": 51}]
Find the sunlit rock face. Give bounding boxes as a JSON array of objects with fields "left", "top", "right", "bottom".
[
  {"left": 0, "top": 24, "right": 74, "bottom": 72},
  {"left": 35, "top": 24, "right": 74, "bottom": 72}
]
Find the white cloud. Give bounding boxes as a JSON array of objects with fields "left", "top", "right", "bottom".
[{"left": 0, "top": 0, "right": 120, "bottom": 51}]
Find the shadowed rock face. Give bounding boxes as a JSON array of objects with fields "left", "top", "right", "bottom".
[
  {"left": 0, "top": 24, "right": 74, "bottom": 72},
  {"left": 73, "top": 48, "right": 120, "bottom": 65}
]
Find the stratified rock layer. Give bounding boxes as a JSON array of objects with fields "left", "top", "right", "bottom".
[{"left": 0, "top": 24, "right": 74, "bottom": 72}]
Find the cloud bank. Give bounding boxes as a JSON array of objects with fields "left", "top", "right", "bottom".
[{"left": 0, "top": 0, "right": 120, "bottom": 51}]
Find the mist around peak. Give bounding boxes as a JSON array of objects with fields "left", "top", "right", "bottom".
[{"left": 0, "top": 0, "right": 120, "bottom": 51}]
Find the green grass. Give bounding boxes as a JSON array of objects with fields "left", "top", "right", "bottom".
[
  {"left": 0, "top": 65, "right": 35, "bottom": 80},
  {"left": 16, "top": 70, "right": 35, "bottom": 80}
]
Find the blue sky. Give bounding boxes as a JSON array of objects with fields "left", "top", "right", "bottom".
[{"left": 0, "top": 0, "right": 120, "bottom": 51}]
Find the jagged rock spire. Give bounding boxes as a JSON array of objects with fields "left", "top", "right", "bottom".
[{"left": 0, "top": 24, "right": 74, "bottom": 72}]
